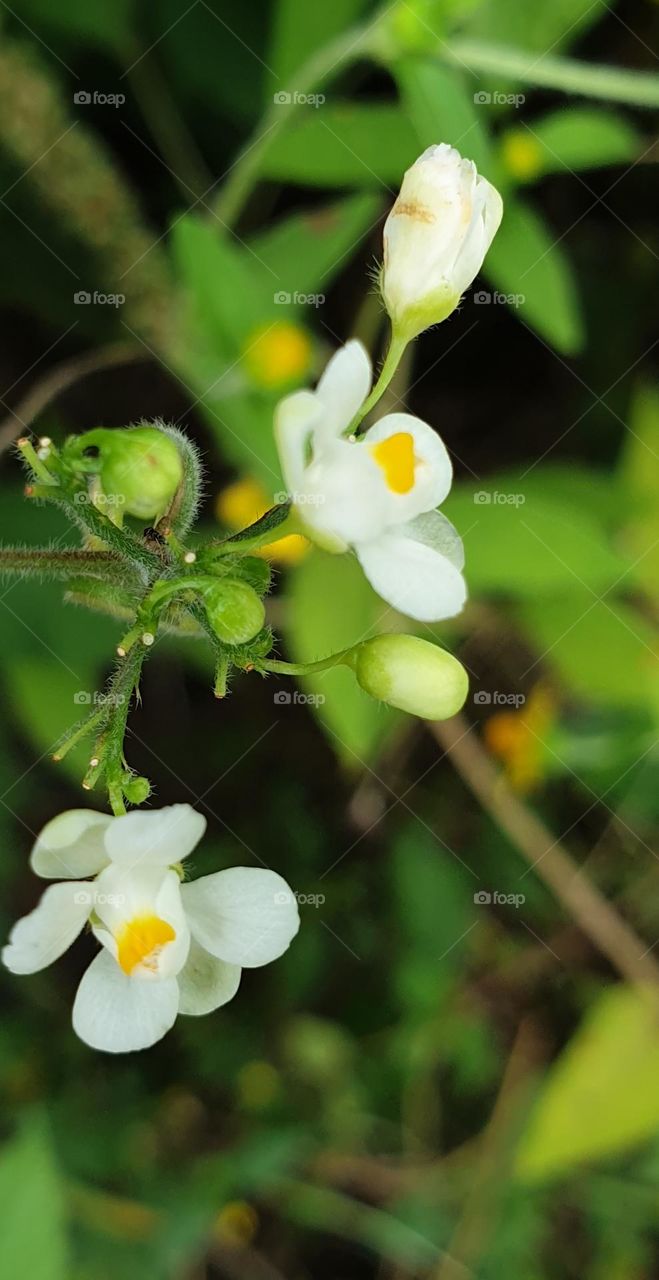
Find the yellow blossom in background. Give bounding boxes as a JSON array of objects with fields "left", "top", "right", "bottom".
[
  {"left": 242, "top": 321, "right": 313, "bottom": 390},
  {"left": 236, "top": 1058, "right": 281, "bottom": 1109},
  {"left": 216, "top": 476, "right": 308, "bottom": 565},
  {"left": 500, "top": 130, "right": 544, "bottom": 182},
  {"left": 214, "top": 1200, "right": 259, "bottom": 1246},
  {"left": 484, "top": 684, "right": 556, "bottom": 792}
]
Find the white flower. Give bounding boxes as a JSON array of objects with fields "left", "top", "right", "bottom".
[
  {"left": 2, "top": 805, "right": 299, "bottom": 1054},
  {"left": 382, "top": 143, "right": 503, "bottom": 340},
  {"left": 275, "top": 340, "right": 467, "bottom": 622}
]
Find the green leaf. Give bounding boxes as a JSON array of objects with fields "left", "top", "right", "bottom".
[
  {"left": 517, "top": 986, "right": 659, "bottom": 1183},
  {"left": 517, "top": 592, "right": 659, "bottom": 714},
  {"left": 443, "top": 473, "right": 627, "bottom": 598},
  {"left": 617, "top": 384, "right": 659, "bottom": 603},
  {"left": 483, "top": 195, "right": 583, "bottom": 354},
  {"left": 464, "top": 0, "right": 609, "bottom": 56},
  {"left": 262, "top": 104, "right": 419, "bottom": 187},
  {"left": 171, "top": 214, "right": 272, "bottom": 351},
  {"left": 269, "top": 0, "right": 369, "bottom": 85},
  {"left": 394, "top": 56, "right": 494, "bottom": 177},
  {"left": 0, "top": 1115, "right": 68, "bottom": 1280},
  {"left": 222, "top": 502, "right": 291, "bottom": 543},
  {"left": 249, "top": 193, "right": 382, "bottom": 298},
  {"left": 285, "top": 550, "right": 399, "bottom": 765},
  {"left": 15, "top": 0, "right": 133, "bottom": 53},
  {"left": 502, "top": 109, "right": 639, "bottom": 183}
]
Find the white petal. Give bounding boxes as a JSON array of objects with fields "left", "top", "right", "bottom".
[
  {"left": 315, "top": 340, "right": 371, "bottom": 439},
  {"left": 2, "top": 882, "right": 93, "bottom": 975},
  {"left": 93, "top": 866, "right": 190, "bottom": 979},
  {"left": 72, "top": 949, "right": 179, "bottom": 1053},
  {"left": 30, "top": 809, "right": 111, "bottom": 880},
  {"left": 299, "top": 437, "right": 390, "bottom": 547},
  {"left": 403, "top": 510, "right": 465, "bottom": 570},
  {"left": 356, "top": 529, "right": 467, "bottom": 622},
  {"left": 181, "top": 867, "right": 300, "bottom": 968},
  {"left": 177, "top": 938, "right": 241, "bottom": 1015},
  {"left": 451, "top": 175, "right": 503, "bottom": 298},
  {"left": 364, "top": 412, "right": 453, "bottom": 523},
  {"left": 103, "top": 804, "right": 206, "bottom": 869},
  {"left": 274, "top": 389, "right": 321, "bottom": 495}
]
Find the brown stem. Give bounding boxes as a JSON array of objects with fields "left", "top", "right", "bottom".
[{"left": 430, "top": 715, "right": 659, "bottom": 990}]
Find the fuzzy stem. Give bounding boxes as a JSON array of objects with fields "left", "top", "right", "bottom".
[
  {"left": 0, "top": 547, "right": 130, "bottom": 585},
  {"left": 351, "top": 330, "right": 408, "bottom": 431},
  {"left": 259, "top": 650, "right": 353, "bottom": 677}
]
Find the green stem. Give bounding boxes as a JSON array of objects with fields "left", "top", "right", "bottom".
[
  {"left": 260, "top": 649, "right": 353, "bottom": 677},
  {"left": 0, "top": 547, "right": 130, "bottom": 585},
  {"left": 87, "top": 646, "right": 148, "bottom": 814},
  {"left": 27, "top": 484, "right": 160, "bottom": 578},
  {"left": 53, "top": 707, "right": 109, "bottom": 762},
  {"left": 16, "top": 437, "right": 58, "bottom": 485},
  {"left": 213, "top": 24, "right": 374, "bottom": 226},
  {"left": 351, "top": 329, "right": 408, "bottom": 431},
  {"left": 445, "top": 40, "right": 659, "bottom": 108}
]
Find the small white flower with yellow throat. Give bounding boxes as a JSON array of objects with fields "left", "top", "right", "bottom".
[
  {"left": 2, "top": 805, "right": 299, "bottom": 1053},
  {"left": 275, "top": 339, "right": 466, "bottom": 622}
]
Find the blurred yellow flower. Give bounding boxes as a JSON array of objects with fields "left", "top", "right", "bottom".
[
  {"left": 242, "top": 321, "right": 313, "bottom": 390},
  {"left": 236, "top": 1058, "right": 281, "bottom": 1109},
  {"left": 214, "top": 1200, "right": 259, "bottom": 1246},
  {"left": 216, "top": 476, "right": 308, "bottom": 564},
  {"left": 501, "top": 130, "right": 543, "bottom": 182},
  {"left": 484, "top": 684, "right": 556, "bottom": 792}
]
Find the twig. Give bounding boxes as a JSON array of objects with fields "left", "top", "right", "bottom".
[
  {"left": 0, "top": 342, "right": 146, "bottom": 451},
  {"left": 430, "top": 715, "right": 659, "bottom": 990}
]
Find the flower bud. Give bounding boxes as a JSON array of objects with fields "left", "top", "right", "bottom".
[
  {"left": 203, "top": 578, "right": 266, "bottom": 646},
  {"left": 70, "top": 427, "right": 183, "bottom": 521},
  {"left": 123, "top": 775, "right": 152, "bottom": 804},
  {"left": 382, "top": 144, "right": 503, "bottom": 341},
  {"left": 349, "top": 634, "right": 468, "bottom": 720}
]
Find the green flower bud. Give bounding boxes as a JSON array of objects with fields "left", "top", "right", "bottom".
[
  {"left": 349, "top": 635, "right": 468, "bottom": 720},
  {"left": 69, "top": 427, "right": 183, "bottom": 521},
  {"left": 203, "top": 578, "right": 266, "bottom": 646},
  {"left": 123, "top": 775, "right": 152, "bottom": 804}
]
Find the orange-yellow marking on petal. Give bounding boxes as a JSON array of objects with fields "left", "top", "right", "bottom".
[
  {"left": 370, "top": 432, "right": 416, "bottom": 494},
  {"left": 116, "top": 915, "right": 175, "bottom": 975}
]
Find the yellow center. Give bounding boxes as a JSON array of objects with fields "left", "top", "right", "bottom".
[
  {"left": 370, "top": 432, "right": 416, "bottom": 494},
  {"left": 116, "top": 914, "right": 176, "bottom": 975}
]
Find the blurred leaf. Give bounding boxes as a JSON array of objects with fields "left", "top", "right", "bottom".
[
  {"left": 518, "top": 591, "right": 659, "bottom": 713},
  {"left": 483, "top": 196, "right": 583, "bottom": 353},
  {"left": 5, "top": 657, "right": 98, "bottom": 783},
  {"left": 503, "top": 109, "right": 639, "bottom": 182},
  {"left": 171, "top": 215, "right": 272, "bottom": 350},
  {"left": 444, "top": 475, "right": 627, "bottom": 597},
  {"left": 285, "top": 550, "right": 399, "bottom": 765},
  {"left": 517, "top": 986, "right": 659, "bottom": 1182},
  {"left": 618, "top": 384, "right": 659, "bottom": 602},
  {"left": 395, "top": 56, "right": 494, "bottom": 177},
  {"left": 269, "top": 0, "right": 369, "bottom": 84},
  {"left": 13, "top": 0, "right": 133, "bottom": 52},
  {"left": 0, "top": 1115, "right": 68, "bottom": 1280},
  {"left": 249, "top": 193, "right": 382, "bottom": 297},
  {"left": 465, "top": 0, "right": 609, "bottom": 54},
  {"left": 262, "top": 104, "right": 419, "bottom": 187}
]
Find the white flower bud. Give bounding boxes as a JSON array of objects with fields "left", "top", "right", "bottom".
[
  {"left": 382, "top": 143, "right": 503, "bottom": 341},
  {"left": 349, "top": 634, "right": 468, "bottom": 720}
]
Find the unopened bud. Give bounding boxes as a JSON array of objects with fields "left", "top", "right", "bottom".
[
  {"left": 348, "top": 634, "right": 468, "bottom": 720},
  {"left": 203, "top": 579, "right": 265, "bottom": 646},
  {"left": 66, "top": 426, "right": 183, "bottom": 521},
  {"left": 123, "top": 775, "right": 151, "bottom": 804}
]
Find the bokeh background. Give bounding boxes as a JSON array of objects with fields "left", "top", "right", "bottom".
[{"left": 0, "top": 1, "right": 658, "bottom": 1277}]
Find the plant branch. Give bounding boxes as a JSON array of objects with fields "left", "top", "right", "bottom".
[
  {"left": 445, "top": 40, "right": 659, "bottom": 108},
  {"left": 0, "top": 547, "right": 131, "bottom": 585},
  {"left": 430, "top": 715, "right": 659, "bottom": 990}
]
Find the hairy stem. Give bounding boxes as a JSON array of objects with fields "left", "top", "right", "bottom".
[{"left": 0, "top": 547, "right": 131, "bottom": 585}]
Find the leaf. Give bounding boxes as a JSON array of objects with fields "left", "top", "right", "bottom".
[
  {"left": 0, "top": 1115, "right": 68, "bottom": 1280},
  {"left": 394, "top": 56, "right": 494, "bottom": 178},
  {"left": 443, "top": 474, "right": 627, "bottom": 598},
  {"left": 268, "top": 0, "right": 370, "bottom": 85},
  {"left": 285, "top": 550, "right": 399, "bottom": 765},
  {"left": 464, "top": 0, "right": 609, "bottom": 56},
  {"left": 171, "top": 215, "right": 272, "bottom": 351},
  {"left": 517, "top": 986, "right": 659, "bottom": 1183},
  {"left": 15, "top": 0, "right": 133, "bottom": 53},
  {"left": 502, "top": 109, "right": 639, "bottom": 182},
  {"left": 483, "top": 195, "right": 583, "bottom": 354},
  {"left": 249, "top": 194, "right": 382, "bottom": 298},
  {"left": 262, "top": 104, "right": 419, "bottom": 187},
  {"left": 222, "top": 502, "right": 291, "bottom": 543}
]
